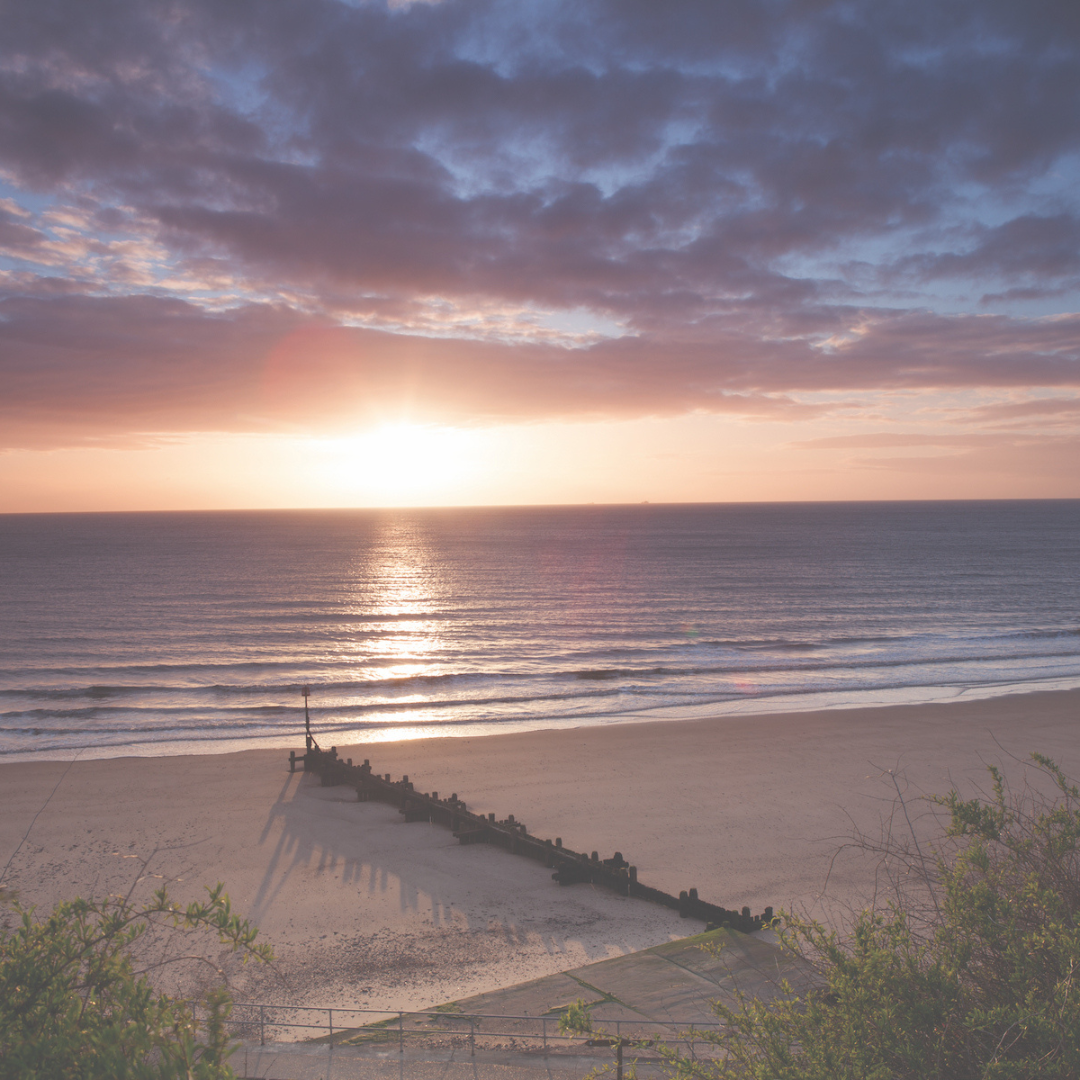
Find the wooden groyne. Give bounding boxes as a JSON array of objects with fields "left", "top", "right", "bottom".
[{"left": 290, "top": 744, "right": 775, "bottom": 935}]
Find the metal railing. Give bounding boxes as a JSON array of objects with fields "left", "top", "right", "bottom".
[{"left": 225, "top": 1002, "right": 723, "bottom": 1058}]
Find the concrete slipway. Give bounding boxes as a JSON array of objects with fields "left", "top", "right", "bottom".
[{"left": 235, "top": 926, "right": 814, "bottom": 1078}]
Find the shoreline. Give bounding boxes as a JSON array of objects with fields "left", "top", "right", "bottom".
[
  {"left": 2, "top": 687, "right": 1078, "bottom": 1011},
  {"left": 8, "top": 677, "right": 1080, "bottom": 764}
]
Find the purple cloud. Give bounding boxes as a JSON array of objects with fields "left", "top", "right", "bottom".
[{"left": 0, "top": 0, "right": 1078, "bottom": 448}]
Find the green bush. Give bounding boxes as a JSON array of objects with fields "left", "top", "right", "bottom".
[
  {"left": 0, "top": 884, "right": 272, "bottom": 1079},
  {"left": 664, "top": 754, "right": 1080, "bottom": 1080},
  {"left": 559, "top": 996, "right": 594, "bottom": 1035}
]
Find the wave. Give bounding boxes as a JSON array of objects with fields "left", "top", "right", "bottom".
[
  {"left": 0, "top": 685, "right": 628, "bottom": 727},
  {"left": 4, "top": 502, "right": 1080, "bottom": 759},
  {"left": 6, "top": 667, "right": 1080, "bottom": 760},
  {"left": 4, "top": 637, "right": 1080, "bottom": 704}
]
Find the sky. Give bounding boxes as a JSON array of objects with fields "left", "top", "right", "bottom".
[{"left": 1, "top": 0, "right": 1079, "bottom": 511}]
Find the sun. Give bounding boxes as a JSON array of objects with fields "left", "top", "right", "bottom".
[{"left": 317, "top": 423, "right": 490, "bottom": 504}]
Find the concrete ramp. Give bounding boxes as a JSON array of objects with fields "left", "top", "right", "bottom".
[
  {"left": 440, "top": 927, "right": 808, "bottom": 1029},
  {"left": 292, "top": 929, "right": 815, "bottom": 1077}
]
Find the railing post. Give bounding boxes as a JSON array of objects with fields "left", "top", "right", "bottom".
[
  {"left": 399, "top": 1011, "right": 404, "bottom": 1054},
  {"left": 542, "top": 1016, "right": 547, "bottom": 1050},
  {"left": 259, "top": 1005, "right": 265, "bottom": 1046},
  {"left": 470, "top": 1018, "right": 475, "bottom": 1057},
  {"left": 329, "top": 1008, "right": 333, "bottom": 1041}
]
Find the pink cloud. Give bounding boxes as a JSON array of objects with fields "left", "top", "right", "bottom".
[{"left": 0, "top": 0, "right": 1078, "bottom": 452}]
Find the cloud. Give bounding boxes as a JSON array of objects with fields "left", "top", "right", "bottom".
[
  {"left": 792, "top": 433, "right": 1009, "bottom": 451},
  {"left": 1, "top": 286, "right": 1078, "bottom": 449},
  {"left": 849, "top": 436, "right": 1080, "bottom": 478},
  {"left": 958, "top": 396, "right": 1080, "bottom": 428},
  {"left": 889, "top": 215, "right": 1080, "bottom": 290},
  {"left": 0, "top": 0, "right": 1079, "bottom": 449}
]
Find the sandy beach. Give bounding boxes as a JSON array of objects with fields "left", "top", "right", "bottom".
[{"left": 2, "top": 688, "right": 1078, "bottom": 1012}]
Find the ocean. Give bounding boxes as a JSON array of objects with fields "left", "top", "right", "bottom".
[{"left": 2, "top": 501, "right": 1078, "bottom": 760}]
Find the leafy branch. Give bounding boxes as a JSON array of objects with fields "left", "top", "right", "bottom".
[{"left": 0, "top": 883, "right": 272, "bottom": 1079}]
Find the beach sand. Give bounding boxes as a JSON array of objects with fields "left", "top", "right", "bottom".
[{"left": 2, "top": 689, "right": 1078, "bottom": 1012}]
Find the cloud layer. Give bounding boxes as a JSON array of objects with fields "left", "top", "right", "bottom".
[{"left": 1, "top": 0, "right": 1079, "bottom": 448}]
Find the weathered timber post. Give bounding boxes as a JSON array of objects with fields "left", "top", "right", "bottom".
[
  {"left": 281, "top": 752, "right": 775, "bottom": 931},
  {"left": 302, "top": 685, "right": 312, "bottom": 750}
]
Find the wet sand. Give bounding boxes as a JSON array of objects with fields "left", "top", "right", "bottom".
[{"left": 1, "top": 688, "right": 1077, "bottom": 1011}]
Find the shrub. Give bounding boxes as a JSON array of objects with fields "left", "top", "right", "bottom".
[
  {"left": 0, "top": 883, "right": 272, "bottom": 1079},
  {"left": 662, "top": 754, "right": 1080, "bottom": 1080},
  {"left": 559, "top": 997, "right": 595, "bottom": 1035}
]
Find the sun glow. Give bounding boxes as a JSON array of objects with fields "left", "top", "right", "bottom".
[{"left": 316, "top": 423, "right": 491, "bottom": 504}]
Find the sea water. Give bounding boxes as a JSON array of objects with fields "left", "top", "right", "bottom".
[{"left": 2, "top": 501, "right": 1078, "bottom": 760}]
